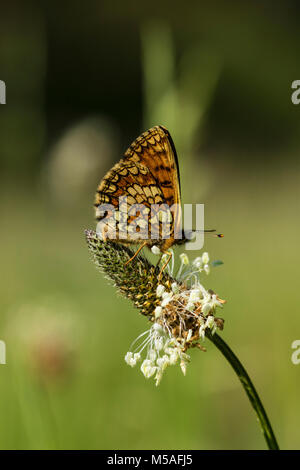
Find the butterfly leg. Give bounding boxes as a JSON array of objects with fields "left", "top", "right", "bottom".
[
  {"left": 101, "top": 226, "right": 107, "bottom": 242},
  {"left": 155, "top": 253, "right": 163, "bottom": 268},
  {"left": 158, "top": 250, "right": 172, "bottom": 280},
  {"left": 125, "top": 241, "right": 148, "bottom": 266}
]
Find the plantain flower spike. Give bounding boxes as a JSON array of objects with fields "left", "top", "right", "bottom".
[{"left": 85, "top": 230, "right": 225, "bottom": 386}]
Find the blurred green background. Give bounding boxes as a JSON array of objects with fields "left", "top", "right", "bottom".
[{"left": 0, "top": 0, "right": 300, "bottom": 450}]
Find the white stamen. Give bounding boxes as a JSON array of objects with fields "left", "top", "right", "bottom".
[
  {"left": 156, "top": 284, "right": 165, "bottom": 297},
  {"left": 151, "top": 245, "right": 161, "bottom": 255}
]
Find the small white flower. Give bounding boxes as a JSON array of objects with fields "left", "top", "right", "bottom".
[
  {"left": 155, "top": 369, "right": 164, "bottom": 386},
  {"left": 210, "top": 324, "right": 217, "bottom": 335},
  {"left": 202, "top": 252, "right": 210, "bottom": 264},
  {"left": 161, "top": 292, "right": 173, "bottom": 307},
  {"left": 157, "top": 354, "right": 169, "bottom": 371},
  {"left": 186, "top": 302, "right": 195, "bottom": 312},
  {"left": 180, "top": 253, "right": 189, "bottom": 265},
  {"left": 168, "top": 349, "right": 179, "bottom": 365},
  {"left": 192, "top": 257, "right": 203, "bottom": 269},
  {"left": 206, "top": 315, "right": 215, "bottom": 329},
  {"left": 171, "top": 282, "right": 179, "bottom": 294},
  {"left": 199, "top": 324, "right": 206, "bottom": 340},
  {"left": 141, "top": 359, "right": 156, "bottom": 378},
  {"left": 180, "top": 359, "right": 188, "bottom": 376},
  {"left": 148, "top": 350, "right": 157, "bottom": 362},
  {"left": 152, "top": 323, "right": 164, "bottom": 334},
  {"left": 151, "top": 245, "right": 161, "bottom": 255},
  {"left": 162, "top": 291, "right": 171, "bottom": 300},
  {"left": 186, "top": 329, "right": 193, "bottom": 342},
  {"left": 125, "top": 351, "right": 134, "bottom": 365},
  {"left": 189, "top": 288, "right": 200, "bottom": 302},
  {"left": 205, "top": 318, "right": 217, "bottom": 334},
  {"left": 133, "top": 352, "right": 141, "bottom": 362},
  {"left": 202, "top": 302, "right": 212, "bottom": 316},
  {"left": 154, "top": 306, "right": 162, "bottom": 319},
  {"left": 203, "top": 264, "right": 210, "bottom": 275},
  {"left": 124, "top": 351, "right": 141, "bottom": 367},
  {"left": 154, "top": 336, "right": 164, "bottom": 351},
  {"left": 211, "top": 294, "right": 223, "bottom": 309},
  {"left": 156, "top": 284, "right": 165, "bottom": 297}
]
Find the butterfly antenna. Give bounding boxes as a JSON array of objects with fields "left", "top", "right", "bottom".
[{"left": 194, "top": 229, "right": 224, "bottom": 238}]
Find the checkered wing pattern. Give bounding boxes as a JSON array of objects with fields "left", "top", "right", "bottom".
[{"left": 94, "top": 126, "right": 182, "bottom": 250}]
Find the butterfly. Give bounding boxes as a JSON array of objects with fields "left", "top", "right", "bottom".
[{"left": 94, "top": 125, "right": 221, "bottom": 273}]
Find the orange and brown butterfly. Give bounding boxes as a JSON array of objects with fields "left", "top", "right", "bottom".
[{"left": 94, "top": 125, "right": 220, "bottom": 273}]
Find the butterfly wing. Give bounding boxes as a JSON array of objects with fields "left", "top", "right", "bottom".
[
  {"left": 95, "top": 159, "right": 166, "bottom": 243},
  {"left": 124, "top": 126, "right": 182, "bottom": 247},
  {"left": 94, "top": 126, "right": 182, "bottom": 248},
  {"left": 124, "top": 126, "right": 181, "bottom": 203}
]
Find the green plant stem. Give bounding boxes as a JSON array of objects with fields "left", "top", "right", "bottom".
[{"left": 206, "top": 331, "right": 279, "bottom": 450}]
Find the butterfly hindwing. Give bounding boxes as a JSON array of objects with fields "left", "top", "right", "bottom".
[{"left": 94, "top": 126, "right": 182, "bottom": 249}]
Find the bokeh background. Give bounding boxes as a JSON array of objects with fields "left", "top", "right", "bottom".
[{"left": 0, "top": 0, "right": 300, "bottom": 450}]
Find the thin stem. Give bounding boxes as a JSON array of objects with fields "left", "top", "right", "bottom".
[{"left": 206, "top": 331, "right": 279, "bottom": 450}]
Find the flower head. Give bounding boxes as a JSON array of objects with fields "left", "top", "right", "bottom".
[{"left": 85, "top": 230, "right": 225, "bottom": 385}]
